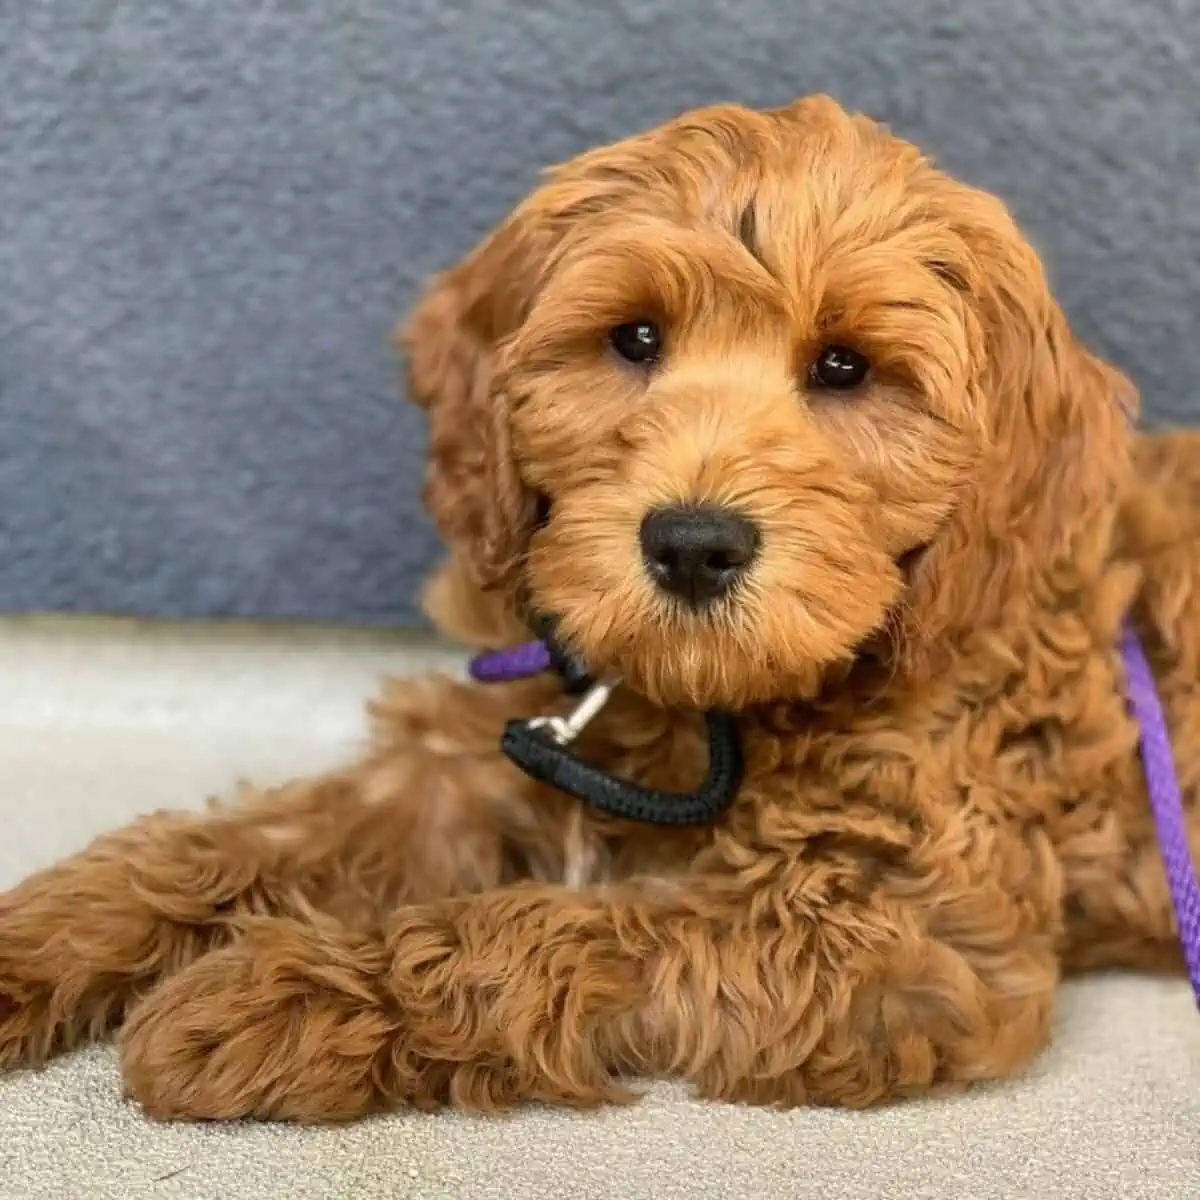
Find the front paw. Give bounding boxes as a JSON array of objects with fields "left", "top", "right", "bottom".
[
  {"left": 0, "top": 903, "right": 120, "bottom": 1071},
  {"left": 119, "top": 919, "right": 402, "bottom": 1122},
  {"left": 0, "top": 972, "right": 56, "bottom": 1071}
]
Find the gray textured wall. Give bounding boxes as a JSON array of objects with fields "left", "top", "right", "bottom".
[{"left": 1, "top": 0, "right": 1195, "bottom": 625}]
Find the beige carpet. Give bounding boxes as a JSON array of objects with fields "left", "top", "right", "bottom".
[{"left": 1, "top": 618, "right": 1198, "bottom": 1200}]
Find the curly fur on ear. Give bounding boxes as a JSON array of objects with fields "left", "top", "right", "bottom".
[
  {"left": 398, "top": 226, "right": 542, "bottom": 592},
  {"left": 898, "top": 184, "right": 1137, "bottom": 677}
]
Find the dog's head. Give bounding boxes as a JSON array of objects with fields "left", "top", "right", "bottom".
[{"left": 401, "top": 96, "right": 1134, "bottom": 709}]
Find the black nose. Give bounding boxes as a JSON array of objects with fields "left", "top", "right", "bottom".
[{"left": 639, "top": 505, "right": 759, "bottom": 607}]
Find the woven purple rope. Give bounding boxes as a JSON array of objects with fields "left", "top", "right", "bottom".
[
  {"left": 467, "top": 640, "right": 552, "bottom": 683},
  {"left": 1121, "top": 625, "right": 1200, "bottom": 1005}
]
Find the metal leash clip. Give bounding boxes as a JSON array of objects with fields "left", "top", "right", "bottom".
[{"left": 523, "top": 675, "right": 622, "bottom": 746}]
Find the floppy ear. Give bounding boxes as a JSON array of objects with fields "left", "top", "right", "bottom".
[
  {"left": 398, "top": 214, "right": 547, "bottom": 592},
  {"left": 900, "top": 189, "right": 1136, "bottom": 676}
]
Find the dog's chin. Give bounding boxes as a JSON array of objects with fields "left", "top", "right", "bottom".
[
  {"left": 541, "top": 602, "right": 885, "bottom": 712},
  {"left": 617, "top": 648, "right": 829, "bottom": 712}
]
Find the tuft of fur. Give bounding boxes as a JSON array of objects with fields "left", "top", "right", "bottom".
[{"left": 0, "top": 95, "right": 1194, "bottom": 1122}]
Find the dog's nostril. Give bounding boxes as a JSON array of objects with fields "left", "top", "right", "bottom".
[
  {"left": 649, "top": 547, "right": 678, "bottom": 574},
  {"left": 705, "top": 549, "right": 740, "bottom": 572},
  {"left": 639, "top": 505, "right": 760, "bottom": 607}
]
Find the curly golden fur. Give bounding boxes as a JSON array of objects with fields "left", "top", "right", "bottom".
[{"left": 1, "top": 95, "right": 1196, "bottom": 1121}]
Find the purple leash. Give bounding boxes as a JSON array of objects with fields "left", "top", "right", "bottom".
[
  {"left": 468, "top": 640, "right": 552, "bottom": 683},
  {"left": 1121, "top": 625, "right": 1200, "bottom": 1005}
]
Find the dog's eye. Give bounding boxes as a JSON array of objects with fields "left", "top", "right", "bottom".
[
  {"left": 610, "top": 320, "right": 661, "bottom": 364},
  {"left": 810, "top": 345, "right": 870, "bottom": 390}
]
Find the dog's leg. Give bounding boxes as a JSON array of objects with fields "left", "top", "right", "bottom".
[
  {"left": 1058, "top": 802, "right": 1200, "bottom": 976},
  {"left": 118, "top": 848, "right": 1058, "bottom": 1121},
  {"left": 0, "top": 674, "right": 562, "bottom": 1071}
]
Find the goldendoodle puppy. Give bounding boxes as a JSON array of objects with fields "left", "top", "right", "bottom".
[{"left": 1, "top": 94, "right": 1196, "bottom": 1122}]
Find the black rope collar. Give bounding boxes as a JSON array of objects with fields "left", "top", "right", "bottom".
[{"left": 467, "top": 638, "right": 743, "bottom": 826}]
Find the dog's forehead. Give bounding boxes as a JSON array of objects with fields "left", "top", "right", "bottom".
[{"left": 548, "top": 102, "right": 937, "bottom": 244}]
